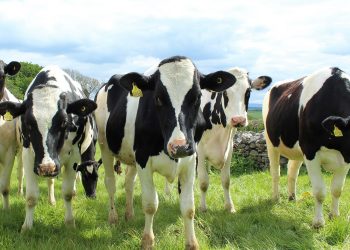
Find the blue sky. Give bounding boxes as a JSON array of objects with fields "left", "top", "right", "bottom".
[{"left": 1, "top": 0, "right": 349, "bottom": 105}]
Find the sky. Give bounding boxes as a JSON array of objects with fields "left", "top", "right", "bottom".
[{"left": 1, "top": 0, "right": 349, "bottom": 106}]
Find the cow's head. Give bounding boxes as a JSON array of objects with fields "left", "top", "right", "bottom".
[
  {"left": 221, "top": 68, "right": 271, "bottom": 128},
  {"left": 0, "top": 60, "right": 21, "bottom": 100},
  {"left": 119, "top": 56, "right": 236, "bottom": 159},
  {"left": 0, "top": 85, "right": 97, "bottom": 177},
  {"left": 73, "top": 159, "right": 102, "bottom": 198}
]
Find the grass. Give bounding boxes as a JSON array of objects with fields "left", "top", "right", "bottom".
[{"left": 1, "top": 150, "right": 350, "bottom": 249}]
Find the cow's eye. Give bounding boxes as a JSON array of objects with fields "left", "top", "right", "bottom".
[{"left": 156, "top": 97, "right": 163, "bottom": 106}]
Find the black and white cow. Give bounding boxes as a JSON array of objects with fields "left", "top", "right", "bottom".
[
  {"left": 197, "top": 67, "right": 271, "bottom": 212},
  {"left": 0, "top": 66, "right": 97, "bottom": 231},
  {"left": 263, "top": 67, "right": 350, "bottom": 228},
  {"left": 0, "top": 60, "right": 21, "bottom": 209},
  {"left": 95, "top": 56, "right": 237, "bottom": 249}
]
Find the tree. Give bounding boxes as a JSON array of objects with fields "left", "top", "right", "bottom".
[
  {"left": 6, "top": 62, "right": 42, "bottom": 100},
  {"left": 63, "top": 68, "right": 101, "bottom": 98}
]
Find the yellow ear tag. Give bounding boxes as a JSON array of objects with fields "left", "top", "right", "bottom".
[
  {"left": 333, "top": 125, "right": 343, "bottom": 137},
  {"left": 81, "top": 106, "right": 86, "bottom": 112},
  {"left": 131, "top": 82, "right": 143, "bottom": 97},
  {"left": 3, "top": 111, "right": 13, "bottom": 121}
]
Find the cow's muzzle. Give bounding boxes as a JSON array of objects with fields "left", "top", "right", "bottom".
[
  {"left": 231, "top": 116, "right": 247, "bottom": 128},
  {"left": 168, "top": 139, "right": 194, "bottom": 158},
  {"left": 36, "top": 163, "right": 60, "bottom": 177}
]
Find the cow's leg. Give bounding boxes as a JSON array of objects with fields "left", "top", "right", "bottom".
[
  {"left": 21, "top": 148, "right": 38, "bottom": 232},
  {"left": 329, "top": 167, "right": 349, "bottom": 219},
  {"left": 0, "top": 147, "right": 16, "bottom": 209},
  {"left": 179, "top": 157, "right": 199, "bottom": 250},
  {"left": 47, "top": 178, "right": 56, "bottom": 205},
  {"left": 125, "top": 164, "right": 137, "bottom": 221},
  {"left": 221, "top": 147, "right": 235, "bottom": 213},
  {"left": 305, "top": 159, "right": 326, "bottom": 228},
  {"left": 101, "top": 145, "right": 117, "bottom": 224},
  {"left": 164, "top": 179, "right": 173, "bottom": 196},
  {"left": 138, "top": 166, "right": 158, "bottom": 249},
  {"left": 17, "top": 150, "right": 24, "bottom": 196},
  {"left": 266, "top": 139, "right": 281, "bottom": 201},
  {"left": 62, "top": 163, "right": 76, "bottom": 227},
  {"left": 197, "top": 151, "right": 209, "bottom": 212},
  {"left": 287, "top": 160, "right": 303, "bottom": 201}
]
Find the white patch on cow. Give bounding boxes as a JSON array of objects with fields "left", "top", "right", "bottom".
[
  {"left": 80, "top": 118, "right": 93, "bottom": 154},
  {"left": 299, "top": 67, "right": 333, "bottom": 113},
  {"left": 159, "top": 59, "right": 194, "bottom": 143},
  {"left": 318, "top": 146, "right": 348, "bottom": 171},
  {"left": 117, "top": 95, "right": 138, "bottom": 165},
  {"left": 25, "top": 66, "right": 84, "bottom": 99},
  {"left": 107, "top": 84, "right": 113, "bottom": 91},
  {"left": 287, "top": 94, "right": 292, "bottom": 99},
  {"left": 95, "top": 87, "right": 110, "bottom": 145},
  {"left": 31, "top": 87, "right": 62, "bottom": 164},
  {"left": 2, "top": 87, "right": 20, "bottom": 102},
  {"left": 87, "top": 165, "right": 94, "bottom": 174}
]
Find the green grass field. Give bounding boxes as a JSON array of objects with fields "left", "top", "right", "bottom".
[
  {"left": 247, "top": 110, "right": 263, "bottom": 121},
  {"left": 1, "top": 150, "right": 350, "bottom": 250}
]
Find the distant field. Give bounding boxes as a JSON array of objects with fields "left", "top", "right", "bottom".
[{"left": 248, "top": 109, "right": 262, "bottom": 120}]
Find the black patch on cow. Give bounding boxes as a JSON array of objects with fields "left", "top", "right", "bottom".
[
  {"left": 207, "top": 93, "right": 227, "bottom": 127},
  {"left": 331, "top": 67, "right": 343, "bottom": 76},
  {"left": 266, "top": 78, "right": 304, "bottom": 148},
  {"left": 211, "top": 92, "right": 216, "bottom": 100},
  {"left": 202, "top": 103, "right": 213, "bottom": 130},
  {"left": 244, "top": 88, "right": 251, "bottom": 111},
  {"left": 134, "top": 90, "right": 166, "bottom": 168},
  {"left": 177, "top": 178, "right": 181, "bottom": 194},
  {"left": 27, "top": 70, "right": 57, "bottom": 94},
  {"left": 223, "top": 91, "right": 229, "bottom": 108},
  {"left": 104, "top": 76, "right": 129, "bottom": 156},
  {"left": 300, "top": 71, "right": 350, "bottom": 162}
]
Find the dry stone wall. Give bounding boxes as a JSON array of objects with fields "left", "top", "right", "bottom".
[{"left": 233, "top": 131, "right": 288, "bottom": 170}]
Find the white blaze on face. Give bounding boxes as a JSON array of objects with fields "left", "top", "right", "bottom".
[
  {"left": 224, "top": 67, "right": 250, "bottom": 125},
  {"left": 159, "top": 59, "right": 195, "bottom": 143},
  {"left": 31, "top": 87, "right": 62, "bottom": 164},
  {"left": 299, "top": 67, "right": 333, "bottom": 113},
  {"left": 87, "top": 165, "right": 94, "bottom": 174}
]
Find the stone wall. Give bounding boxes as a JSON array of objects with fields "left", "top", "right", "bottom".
[{"left": 233, "top": 131, "right": 288, "bottom": 170}]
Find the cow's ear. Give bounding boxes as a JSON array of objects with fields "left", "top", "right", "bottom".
[
  {"left": 251, "top": 76, "right": 272, "bottom": 90},
  {"left": 5, "top": 61, "right": 21, "bottom": 76},
  {"left": 321, "top": 116, "right": 350, "bottom": 137},
  {"left": 0, "top": 101, "right": 26, "bottom": 121},
  {"left": 119, "top": 72, "right": 155, "bottom": 97},
  {"left": 199, "top": 71, "right": 236, "bottom": 92},
  {"left": 67, "top": 99, "right": 97, "bottom": 116}
]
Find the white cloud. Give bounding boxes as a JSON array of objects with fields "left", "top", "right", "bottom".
[{"left": 1, "top": 0, "right": 350, "bottom": 105}]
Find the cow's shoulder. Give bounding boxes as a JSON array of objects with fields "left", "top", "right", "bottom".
[{"left": 266, "top": 78, "right": 304, "bottom": 148}]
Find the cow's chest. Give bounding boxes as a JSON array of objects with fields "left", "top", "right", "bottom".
[
  {"left": 199, "top": 126, "right": 234, "bottom": 168},
  {"left": 318, "top": 147, "right": 350, "bottom": 171}
]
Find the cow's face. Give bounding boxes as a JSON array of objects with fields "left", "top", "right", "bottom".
[
  {"left": 120, "top": 56, "right": 237, "bottom": 159},
  {"left": 74, "top": 159, "right": 101, "bottom": 198},
  {"left": 221, "top": 68, "right": 272, "bottom": 128},
  {"left": 0, "top": 60, "right": 21, "bottom": 100},
  {"left": 0, "top": 85, "right": 97, "bottom": 177}
]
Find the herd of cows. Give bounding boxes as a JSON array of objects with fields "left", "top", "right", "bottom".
[{"left": 0, "top": 56, "right": 349, "bottom": 249}]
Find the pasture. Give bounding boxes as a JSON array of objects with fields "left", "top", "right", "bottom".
[{"left": 1, "top": 146, "right": 350, "bottom": 249}]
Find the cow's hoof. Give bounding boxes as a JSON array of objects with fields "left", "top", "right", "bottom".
[
  {"left": 198, "top": 206, "right": 207, "bottom": 213},
  {"left": 21, "top": 224, "right": 32, "bottom": 233},
  {"left": 185, "top": 238, "right": 199, "bottom": 250},
  {"left": 288, "top": 193, "right": 296, "bottom": 201},
  {"left": 141, "top": 232, "right": 154, "bottom": 250},
  {"left": 225, "top": 204, "right": 236, "bottom": 213},
  {"left": 65, "top": 219, "right": 76, "bottom": 228},
  {"left": 125, "top": 211, "right": 134, "bottom": 221},
  {"left": 271, "top": 195, "right": 280, "bottom": 203},
  {"left": 49, "top": 199, "right": 56, "bottom": 206},
  {"left": 329, "top": 212, "right": 339, "bottom": 220},
  {"left": 312, "top": 218, "right": 325, "bottom": 229},
  {"left": 108, "top": 211, "right": 118, "bottom": 225}
]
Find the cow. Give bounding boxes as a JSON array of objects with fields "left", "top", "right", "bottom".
[
  {"left": 197, "top": 67, "right": 271, "bottom": 212},
  {"left": 0, "top": 65, "right": 97, "bottom": 231},
  {"left": 95, "top": 56, "right": 237, "bottom": 249},
  {"left": 263, "top": 67, "right": 350, "bottom": 228},
  {"left": 0, "top": 60, "right": 21, "bottom": 209}
]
